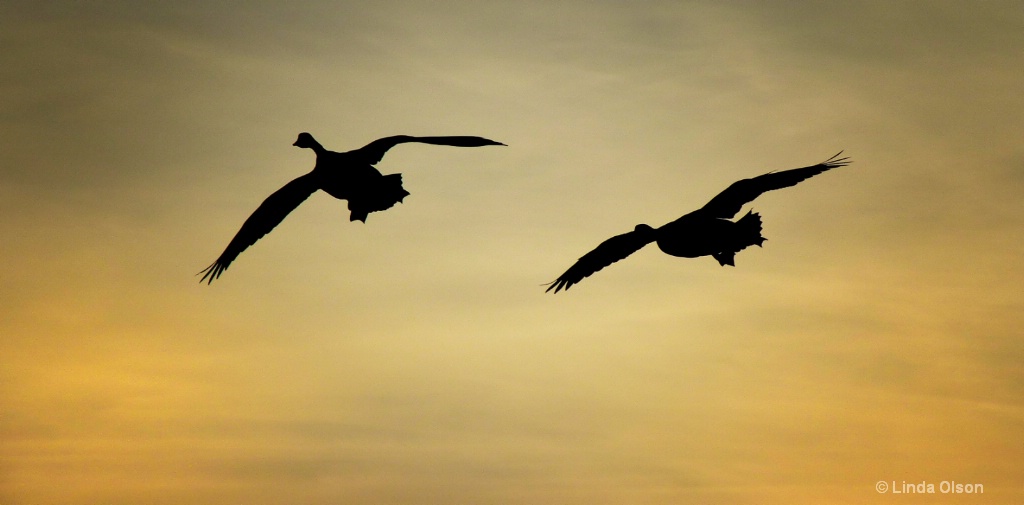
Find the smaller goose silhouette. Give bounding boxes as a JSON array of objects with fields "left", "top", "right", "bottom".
[
  {"left": 545, "top": 152, "right": 851, "bottom": 293},
  {"left": 200, "top": 132, "right": 504, "bottom": 284}
]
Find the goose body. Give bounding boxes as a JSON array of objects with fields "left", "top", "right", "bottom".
[
  {"left": 291, "top": 132, "right": 412, "bottom": 221},
  {"left": 200, "top": 132, "right": 504, "bottom": 284},
  {"left": 545, "top": 152, "right": 850, "bottom": 293}
]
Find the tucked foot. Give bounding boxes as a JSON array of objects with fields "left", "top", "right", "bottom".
[
  {"left": 349, "top": 210, "right": 369, "bottom": 222},
  {"left": 712, "top": 251, "right": 736, "bottom": 266}
]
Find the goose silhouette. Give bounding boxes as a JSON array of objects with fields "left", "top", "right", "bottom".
[
  {"left": 200, "top": 132, "right": 505, "bottom": 284},
  {"left": 545, "top": 152, "right": 851, "bottom": 293}
]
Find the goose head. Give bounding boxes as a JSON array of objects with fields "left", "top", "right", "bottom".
[{"left": 292, "top": 132, "right": 321, "bottom": 149}]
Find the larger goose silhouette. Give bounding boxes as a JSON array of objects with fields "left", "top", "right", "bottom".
[
  {"left": 546, "top": 152, "right": 851, "bottom": 293},
  {"left": 200, "top": 132, "right": 504, "bottom": 284}
]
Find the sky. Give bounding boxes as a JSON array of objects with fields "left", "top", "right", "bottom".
[{"left": 2, "top": 1, "right": 1022, "bottom": 504}]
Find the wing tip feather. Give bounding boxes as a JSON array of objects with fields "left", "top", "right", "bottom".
[
  {"left": 822, "top": 150, "right": 852, "bottom": 168},
  {"left": 197, "top": 262, "right": 227, "bottom": 285},
  {"left": 543, "top": 275, "right": 577, "bottom": 293}
]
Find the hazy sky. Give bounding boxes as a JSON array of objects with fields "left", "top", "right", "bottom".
[{"left": 2, "top": 1, "right": 1022, "bottom": 504}]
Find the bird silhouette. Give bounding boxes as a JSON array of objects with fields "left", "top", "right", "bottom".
[
  {"left": 199, "top": 132, "right": 505, "bottom": 284},
  {"left": 545, "top": 152, "right": 851, "bottom": 293}
]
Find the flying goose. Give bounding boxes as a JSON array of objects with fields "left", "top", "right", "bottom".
[
  {"left": 200, "top": 132, "right": 505, "bottom": 284},
  {"left": 545, "top": 152, "right": 851, "bottom": 293}
]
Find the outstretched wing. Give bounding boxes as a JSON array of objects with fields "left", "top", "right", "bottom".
[
  {"left": 199, "top": 173, "right": 320, "bottom": 284},
  {"left": 545, "top": 227, "right": 657, "bottom": 293},
  {"left": 698, "top": 152, "right": 851, "bottom": 219},
  {"left": 353, "top": 135, "right": 506, "bottom": 165}
]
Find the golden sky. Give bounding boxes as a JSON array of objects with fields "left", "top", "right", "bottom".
[{"left": 2, "top": 1, "right": 1022, "bottom": 504}]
